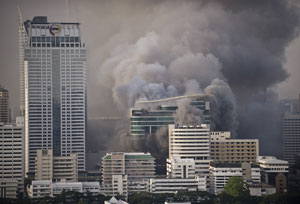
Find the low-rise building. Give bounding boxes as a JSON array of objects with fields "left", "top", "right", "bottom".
[
  {"left": 258, "top": 156, "right": 289, "bottom": 193},
  {"left": 28, "top": 180, "right": 100, "bottom": 198},
  {"left": 0, "top": 179, "right": 19, "bottom": 199},
  {"left": 209, "top": 162, "right": 261, "bottom": 194},
  {"left": 105, "top": 196, "right": 128, "bottom": 204},
  {"left": 166, "top": 157, "right": 195, "bottom": 179},
  {"left": 150, "top": 175, "right": 206, "bottom": 193},
  {"left": 249, "top": 183, "right": 276, "bottom": 196}
]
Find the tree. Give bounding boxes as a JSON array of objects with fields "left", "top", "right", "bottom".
[{"left": 223, "top": 177, "right": 250, "bottom": 198}]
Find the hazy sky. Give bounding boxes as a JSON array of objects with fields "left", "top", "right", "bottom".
[{"left": 0, "top": 0, "right": 299, "bottom": 113}]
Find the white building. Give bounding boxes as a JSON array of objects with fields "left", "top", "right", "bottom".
[
  {"left": 0, "top": 117, "right": 24, "bottom": 198},
  {"left": 105, "top": 197, "right": 129, "bottom": 204},
  {"left": 28, "top": 180, "right": 52, "bottom": 198},
  {"left": 258, "top": 156, "right": 289, "bottom": 193},
  {"left": 168, "top": 124, "right": 210, "bottom": 176},
  {"left": 167, "top": 157, "right": 195, "bottom": 179},
  {"left": 150, "top": 175, "right": 206, "bottom": 194},
  {"left": 209, "top": 162, "right": 261, "bottom": 194},
  {"left": 19, "top": 15, "right": 87, "bottom": 176},
  {"left": 28, "top": 180, "right": 100, "bottom": 198}
]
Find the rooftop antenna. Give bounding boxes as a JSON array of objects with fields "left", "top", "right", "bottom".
[{"left": 65, "top": 0, "right": 69, "bottom": 21}]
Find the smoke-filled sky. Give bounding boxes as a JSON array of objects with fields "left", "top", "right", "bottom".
[{"left": 0, "top": 0, "right": 300, "bottom": 157}]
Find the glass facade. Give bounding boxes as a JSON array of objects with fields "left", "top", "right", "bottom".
[{"left": 130, "top": 100, "right": 210, "bottom": 140}]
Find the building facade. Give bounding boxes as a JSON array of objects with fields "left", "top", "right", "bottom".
[
  {"left": 258, "top": 156, "right": 289, "bottom": 193},
  {"left": 168, "top": 124, "right": 210, "bottom": 176},
  {"left": 166, "top": 157, "right": 195, "bottom": 179},
  {"left": 149, "top": 176, "right": 206, "bottom": 193},
  {"left": 210, "top": 131, "right": 259, "bottom": 163},
  {"left": 0, "top": 85, "right": 9, "bottom": 123},
  {"left": 35, "top": 149, "right": 78, "bottom": 181},
  {"left": 0, "top": 118, "right": 24, "bottom": 198},
  {"left": 102, "top": 152, "right": 156, "bottom": 196},
  {"left": 19, "top": 15, "right": 87, "bottom": 175},
  {"left": 130, "top": 97, "right": 210, "bottom": 142},
  {"left": 282, "top": 114, "right": 300, "bottom": 166}
]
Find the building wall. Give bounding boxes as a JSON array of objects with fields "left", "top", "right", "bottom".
[
  {"left": 169, "top": 124, "right": 210, "bottom": 176},
  {"left": 102, "top": 152, "right": 155, "bottom": 196},
  {"left": 22, "top": 17, "right": 86, "bottom": 175},
  {"left": 35, "top": 149, "right": 53, "bottom": 181},
  {"left": 150, "top": 176, "right": 206, "bottom": 193},
  {"left": 283, "top": 114, "right": 300, "bottom": 166},
  {"left": 210, "top": 132, "right": 259, "bottom": 164},
  {"left": 0, "top": 121, "right": 24, "bottom": 197},
  {"left": 0, "top": 86, "right": 9, "bottom": 123},
  {"left": 53, "top": 154, "right": 78, "bottom": 182}
]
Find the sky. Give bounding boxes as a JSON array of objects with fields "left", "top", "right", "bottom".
[
  {"left": 0, "top": 0, "right": 299, "bottom": 158},
  {"left": 0, "top": 0, "right": 299, "bottom": 112}
]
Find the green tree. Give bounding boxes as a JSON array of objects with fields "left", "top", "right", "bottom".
[{"left": 223, "top": 177, "right": 250, "bottom": 198}]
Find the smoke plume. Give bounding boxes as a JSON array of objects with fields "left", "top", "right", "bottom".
[{"left": 82, "top": 0, "right": 300, "bottom": 157}]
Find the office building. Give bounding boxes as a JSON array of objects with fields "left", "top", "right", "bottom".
[
  {"left": 35, "top": 149, "right": 78, "bottom": 181},
  {"left": 0, "top": 117, "right": 24, "bottom": 198},
  {"left": 19, "top": 14, "right": 87, "bottom": 175},
  {"left": 149, "top": 175, "right": 207, "bottom": 193},
  {"left": 258, "top": 156, "right": 289, "bottom": 193},
  {"left": 35, "top": 149, "right": 53, "bottom": 180},
  {"left": 130, "top": 96, "right": 210, "bottom": 142},
  {"left": 0, "top": 85, "right": 9, "bottom": 123},
  {"left": 102, "top": 152, "right": 156, "bottom": 196},
  {"left": 28, "top": 180, "right": 52, "bottom": 198},
  {"left": 166, "top": 157, "right": 195, "bottom": 179},
  {"left": 209, "top": 162, "right": 261, "bottom": 194},
  {"left": 53, "top": 154, "right": 78, "bottom": 182},
  {"left": 210, "top": 131, "right": 259, "bottom": 163},
  {"left": 168, "top": 124, "right": 210, "bottom": 176},
  {"left": 282, "top": 113, "right": 300, "bottom": 166}
]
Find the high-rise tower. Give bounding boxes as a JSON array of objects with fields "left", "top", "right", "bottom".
[{"left": 19, "top": 15, "right": 87, "bottom": 175}]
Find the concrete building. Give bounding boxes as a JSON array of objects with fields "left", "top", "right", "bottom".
[
  {"left": 35, "top": 149, "right": 78, "bottom": 181},
  {"left": 0, "top": 180, "right": 19, "bottom": 199},
  {"left": 19, "top": 14, "right": 87, "bottom": 176},
  {"left": 168, "top": 124, "right": 210, "bottom": 176},
  {"left": 149, "top": 175, "right": 206, "bottom": 193},
  {"left": 28, "top": 180, "right": 52, "bottom": 198},
  {"left": 0, "top": 85, "right": 9, "bottom": 123},
  {"left": 102, "top": 152, "right": 156, "bottom": 196},
  {"left": 166, "top": 157, "right": 195, "bottom": 179},
  {"left": 249, "top": 183, "right": 276, "bottom": 196},
  {"left": 35, "top": 149, "right": 53, "bottom": 181},
  {"left": 209, "top": 162, "right": 261, "bottom": 194},
  {"left": 282, "top": 113, "right": 300, "bottom": 166},
  {"left": 258, "top": 156, "right": 289, "bottom": 193},
  {"left": 130, "top": 97, "right": 210, "bottom": 143},
  {"left": 53, "top": 154, "right": 78, "bottom": 182},
  {"left": 28, "top": 180, "right": 100, "bottom": 198},
  {"left": 0, "top": 118, "right": 24, "bottom": 198},
  {"left": 210, "top": 131, "right": 259, "bottom": 164}
]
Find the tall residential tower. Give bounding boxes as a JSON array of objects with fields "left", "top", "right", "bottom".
[{"left": 19, "top": 15, "right": 87, "bottom": 175}]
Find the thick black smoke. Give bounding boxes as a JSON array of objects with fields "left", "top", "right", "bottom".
[{"left": 91, "top": 0, "right": 299, "bottom": 157}]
